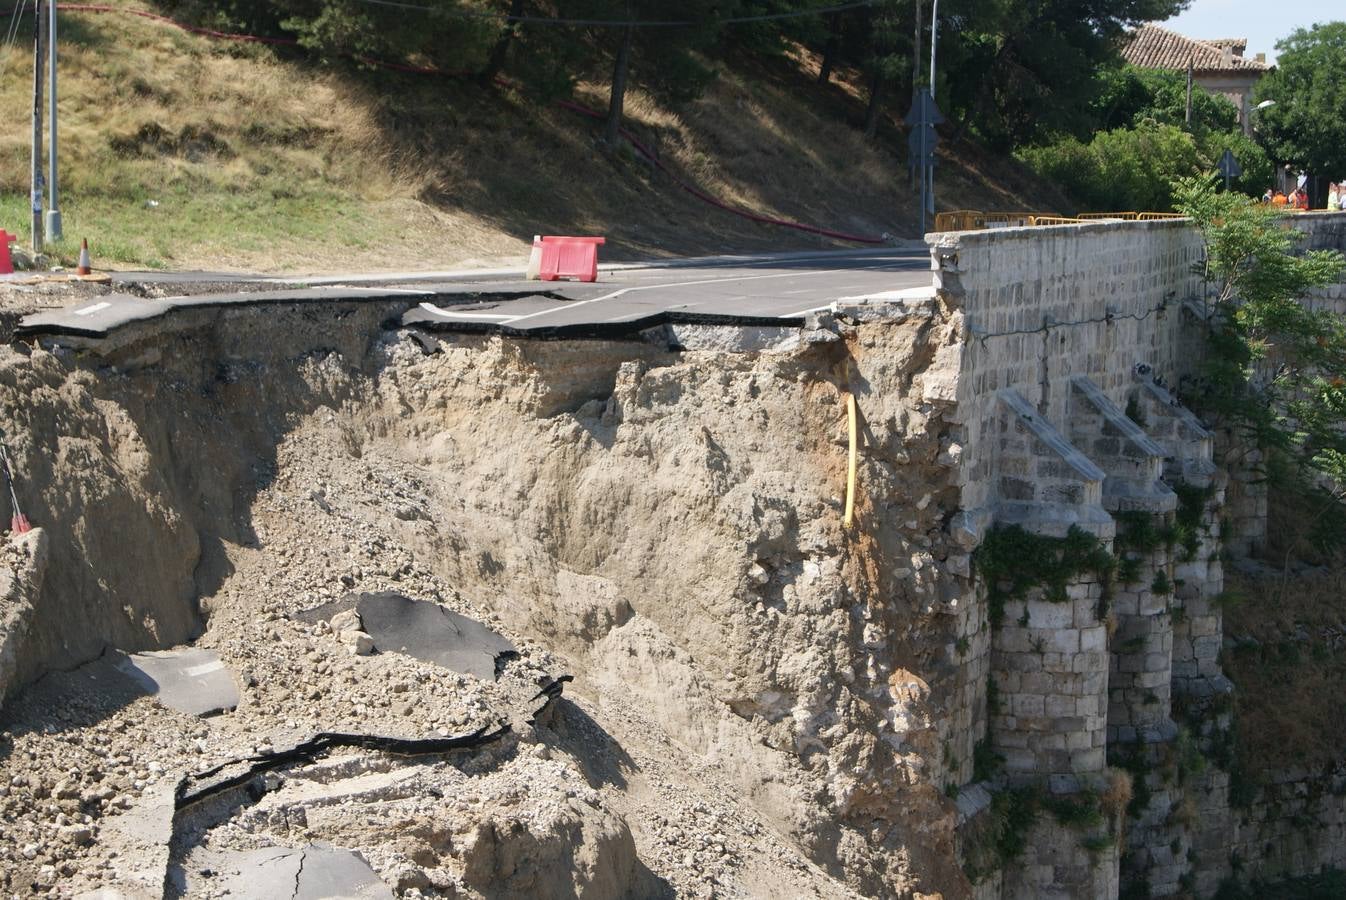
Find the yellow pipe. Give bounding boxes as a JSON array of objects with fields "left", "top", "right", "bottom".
[{"left": 843, "top": 392, "right": 858, "bottom": 528}]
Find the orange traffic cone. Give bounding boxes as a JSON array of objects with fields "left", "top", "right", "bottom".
[{"left": 76, "top": 239, "right": 92, "bottom": 276}]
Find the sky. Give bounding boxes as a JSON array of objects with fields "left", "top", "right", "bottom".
[{"left": 1159, "top": 0, "right": 1342, "bottom": 64}]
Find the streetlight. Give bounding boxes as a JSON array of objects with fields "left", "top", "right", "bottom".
[{"left": 1250, "top": 100, "right": 1284, "bottom": 194}]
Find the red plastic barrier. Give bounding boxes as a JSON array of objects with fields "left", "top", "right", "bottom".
[
  {"left": 0, "top": 230, "right": 13, "bottom": 275},
  {"left": 538, "top": 236, "right": 605, "bottom": 282}
]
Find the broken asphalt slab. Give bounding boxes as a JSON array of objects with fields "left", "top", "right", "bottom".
[
  {"left": 73, "top": 646, "right": 239, "bottom": 718},
  {"left": 171, "top": 843, "right": 394, "bottom": 899},
  {"left": 298, "top": 591, "right": 517, "bottom": 681}
]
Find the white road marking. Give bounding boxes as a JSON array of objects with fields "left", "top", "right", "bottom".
[
  {"left": 778, "top": 304, "right": 835, "bottom": 318},
  {"left": 502, "top": 267, "right": 900, "bottom": 325},
  {"left": 418, "top": 302, "right": 515, "bottom": 320},
  {"left": 324, "top": 286, "right": 431, "bottom": 295},
  {"left": 503, "top": 288, "right": 633, "bottom": 324},
  {"left": 74, "top": 302, "right": 111, "bottom": 316}
]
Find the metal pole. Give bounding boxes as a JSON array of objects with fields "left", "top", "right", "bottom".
[
  {"left": 928, "top": 0, "right": 940, "bottom": 228},
  {"left": 928, "top": 0, "right": 939, "bottom": 99},
  {"left": 30, "top": 0, "right": 43, "bottom": 255},
  {"left": 919, "top": 116, "right": 927, "bottom": 235},
  {"left": 45, "top": 0, "right": 61, "bottom": 243},
  {"left": 1184, "top": 59, "right": 1193, "bottom": 128}
]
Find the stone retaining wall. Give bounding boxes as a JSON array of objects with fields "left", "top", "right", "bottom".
[{"left": 933, "top": 216, "right": 1346, "bottom": 899}]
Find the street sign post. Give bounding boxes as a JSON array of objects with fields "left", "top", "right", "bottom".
[
  {"left": 1217, "top": 149, "right": 1242, "bottom": 192},
  {"left": 905, "top": 88, "right": 943, "bottom": 234}
]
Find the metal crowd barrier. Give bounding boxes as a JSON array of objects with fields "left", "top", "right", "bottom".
[{"left": 931, "top": 210, "right": 1185, "bottom": 231}]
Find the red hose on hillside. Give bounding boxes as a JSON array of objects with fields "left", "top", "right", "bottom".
[{"left": 48, "top": 3, "right": 891, "bottom": 245}]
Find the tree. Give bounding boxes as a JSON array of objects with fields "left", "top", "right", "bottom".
[
  {"left": 1254, "top": 22, "right": 1346, "bottom": 183},
  {"left": 935, "top": 0, "right": 1191, "bottom": 150},
  {"left": 269, "top": 0, "right": 499, "bottom": 72},
  {"left": 533, "top": 0, "right": 727, "bottom": 148},
  {"left": 1019, "top": 66, "right": 1272, "bottom": 210},
  {"left": 1174, "top": 176, "right": 1346, "bottom": 552},
  {"left": 1092, "top": 65, "right": 1238, "bottom": 136}
]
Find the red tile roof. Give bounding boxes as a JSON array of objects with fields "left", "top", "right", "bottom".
[{"left": 1122, "top": 24, "right": 1270, "bottom": 74}]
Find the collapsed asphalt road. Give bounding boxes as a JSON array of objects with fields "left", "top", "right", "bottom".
[{"left": 16, "top": 249, "right": 933, "bottom": 345}]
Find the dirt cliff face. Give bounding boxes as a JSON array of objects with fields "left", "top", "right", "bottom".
[{"left": 0, "top": 299, "right": 972, "bottom": 898}]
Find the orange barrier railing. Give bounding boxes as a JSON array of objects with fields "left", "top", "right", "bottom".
[
  {"left": 933, "top": 210, "right": 987, "bottom": 232},
  {"left": 930, "top": 210, "right": 1188, "bottom": 232},
  {"left": 984, "top": 212, "right": 1046, "bottom": 228}
]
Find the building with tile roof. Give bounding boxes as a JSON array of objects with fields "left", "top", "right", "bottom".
[{"left": 1122, "top": 24, "right": 1272, "bottom": 135}]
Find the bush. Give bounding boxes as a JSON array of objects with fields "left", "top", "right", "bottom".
[{"left": 1019, "top": 121, "right": 1271, "bottom": 213}]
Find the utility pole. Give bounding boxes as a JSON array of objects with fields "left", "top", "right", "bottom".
[
  {"left": 45, "top": 0, "right": 61, "bottom": 243},
  {"left": 1184, "top": 58, "right": 1193, "bottom": 128},
  {"left": 928, "top": 0, "right": 939, "bottom": 100},
  {"left": 30, "top": 0, "right": 43, "bottom": 255}
]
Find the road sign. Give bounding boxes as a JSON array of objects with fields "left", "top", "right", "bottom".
[
  {"left": 904, "top": 89, "right": 945, "bottom": 127},
  {"left": 1217, "top": 149, "right": 1242, "bottom": 190},
  {"left": 905, "top": 88, "right": 944, "bottom": 232},
  {"left": 907, "top": 123, "right": 939, "bottom": 167}
]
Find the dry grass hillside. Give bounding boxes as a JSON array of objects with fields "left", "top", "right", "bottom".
[{"left": 0, "top": 4, "right": 1067, "bottom": 273}]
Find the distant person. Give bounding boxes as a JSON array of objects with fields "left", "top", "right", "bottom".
[
  {"left": 1330, "top": 183, "right": 1341, "bottom": 212},
  {"left": 1272, "top": 190, "right": 1289, "bottom": 207},
  {"left": 1262, "top": 187, "right": 1275, "bottom": 203},
  {"left": 1291, "top": 188, "right": 1309, "bottom": 210}
]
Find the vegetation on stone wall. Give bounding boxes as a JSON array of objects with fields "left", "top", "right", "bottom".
[
  {"left": 1174, "top": 176, "right": 1346, "bottom": 555},
  {"left": 974, "top": 524, "right": 1115, "bottom": 626}
]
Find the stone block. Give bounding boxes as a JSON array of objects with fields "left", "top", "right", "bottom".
[
  {"left": 1013, "top": 694, "right": 1046, "bottom": 717},
  {"left": 1190, "top": 615, "right": 1219, "bottom": 637},
  {"left": 1134, "top": 669, "right": 1170, "bottom": 690},
  {"left": 998, "top": 747, "right": 1037, "bottom": 772},
  {"left": 1028, "top": 599, "right": 1075, "bottom": 628},
  {"left": 1071, "top": 748, "right": 1105, "bottom": 772},
  {"left": 1119, "top": 654, "right": 1146, "bottom": 674},
  {"left": 1045, "top": 694, "right": 1076, "bottom": 718},
  {"left": 1193, "top": 635, "right": 1221, "bottom": 659},
  {"left": 1076, "top": 694, "right": 1105, "bottom": 718},
  {"left": 1073, "top": 652, "right": 1107, "bottom": 673},
  {"left": 1139, "top": 591, "right": 1169, "bottom": 615},
  {"left": 1038, "top": 627, "right": 1081, "bottom": 654},
  {"left": 1042, "top": 652, "right": 1069, "bottom": 670},
  {"left": 1019, "top": 672, "right": 1054, "bottom": 695},
  {"left": 1080, "top": 626, "right": 1107, "bottom": 653},
  {"left": 1111, "top": 593, "right": 1140, "bottom": 616},
  {"left": 1066, "top": 730, "right": 1093, "bottom": 751},
  {"left": 995, "top": 626, "right": 1033, "bottom": 654},
  {"left": 1081, "top": 672, "right": 1107, "bottom": 696},
  {"left": 1006, "top": 653, "right": 1044, "bottom": 673},
  {"left": 1051, "top": 716, "right": 1086, "bottom": 735}
]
